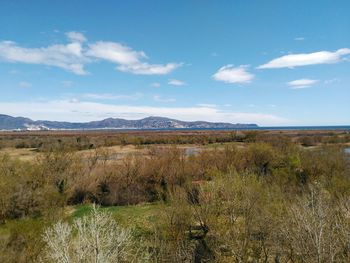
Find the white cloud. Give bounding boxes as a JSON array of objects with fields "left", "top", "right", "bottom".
[
  {"left": 87, "top": 41, "right": 145, "bottom": 65},
  {"left": 258, "top": 48, "right": 350, "bottom": 69},
  {"left": 213, "top": 65, "right": 254, "bottom": 84},
  {"left": 153, "top": 95, "right": 176, "bottom": 103},
  {"left": 118, "top": 62, "right": 180, "bottom": 75},
  {"left": 19, "top": 81, "right": 32, "bottom": 88},
  {"left": 294, "top": 37, "right": 305, "bottom": 41},
  {"left": 87, "top": 41, "right": 181, "bottom": 75},
  {"left": 66, "top": 31, "right": 87, "bottom": 43},
  {"left": 0, "top": 32, "right": 181, "bottom": 75},
  {"left": 287, "top": 78, "right": 319, "bottom": 89},
  {"left": 168, "top": 79, "right": 186, "bottom": 86},
  {"left": 0, "top": 100, "right": 288, "bottom": 125},
  {"left": 83, "top": 93, "right": 143, "bottom": 100},
  {"left": 0, "top": 38, "right": 88, "bottom": 75}
]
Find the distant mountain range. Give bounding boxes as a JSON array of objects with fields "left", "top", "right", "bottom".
[{"left": 0, "top": 114, "right": 258, "bottom": 131}]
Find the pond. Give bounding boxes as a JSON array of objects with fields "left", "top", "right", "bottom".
[{"left": 345, "top": 148, "right": 350, "bottom": 154}]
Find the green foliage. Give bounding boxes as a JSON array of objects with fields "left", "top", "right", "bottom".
[{"left": 0, "top": 218, "right": 50, "bottom": 262}]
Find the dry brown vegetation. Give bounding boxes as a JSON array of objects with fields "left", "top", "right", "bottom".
[{"left": 0, "top": 129, "right": 349, "bottom": 262}]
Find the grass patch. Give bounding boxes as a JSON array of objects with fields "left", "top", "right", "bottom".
[
  {"left": 71, "top": 202, "right": 162, "bottom": 234},
  {"left": 0, "top": 203, "right": 162, "bottom": 246}
]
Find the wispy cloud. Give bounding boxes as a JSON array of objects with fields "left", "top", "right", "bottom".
[
  {"left": 19, "top": 81, "right": 32, "bottom": 88},
  {"left": 0, "top": 32, "right": 181, "bottom": 75},
  {"left": 62, "top": 80, "right": 73, "bottom": 87},
  {"left": 196, "top": 103, "right": 217, "bottom": 108},
  {"left": 83, "top": 92, "right": 143, "bottom": 100},
  {"left": 168, "top": 79, "right": 186, "bottom": 86},
  {"left": 117, "top": 62, "right": 180, "bottom": 75},
  {"left": 150, "top": 82, "right": 161, "bottom": 88},
  {"left": 258, "top": 48, "right": 350, "bottom": 69},
  {"left": 0, "top": 100, "right": 288, "bottom": 125},
  {"left": 153, "top": 95, "right": 176, "bottom": 102},
  {"left": 65, "top": 31, "right": 87, "bottom": 43},
  {"left": 324, "top": 78, "right": 341, "bottom": 85},
  {"left": 294, "top": 37, "right": 305, "bottom": 41},
  {"left": 213, "top": 65, "right": 254, "bottom": 84},
  {"left": 9, "top": 69, "right": 19, "bottom": 74},
  {"left": 287, "top": 78, "right": 319, "bottom": 89}
]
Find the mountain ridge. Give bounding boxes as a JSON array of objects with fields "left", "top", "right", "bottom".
[{"left": 0, "top": 114, "right": 258, "bottom": 130}]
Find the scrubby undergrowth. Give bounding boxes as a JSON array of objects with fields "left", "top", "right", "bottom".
[{"left": 0, "top": 134, "right": 349, "bottom": 262}]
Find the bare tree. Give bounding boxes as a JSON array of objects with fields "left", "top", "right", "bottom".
[
  {"left": 43, "top": 221, "right": 72, "bottom": 263},
  {"left": 282, "top": 187, "right": 345, "bottom": 263},
  {"left": 42, "top": 205, "right": 132, "bottom": 263}
]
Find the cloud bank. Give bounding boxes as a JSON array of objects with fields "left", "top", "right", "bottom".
[{"left": 0, "top": 100, "right": 288, "bottom": 126}]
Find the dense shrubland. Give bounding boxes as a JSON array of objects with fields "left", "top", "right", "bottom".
[{"left": 0, "top": 133, "right": 349, "bottom": 262}]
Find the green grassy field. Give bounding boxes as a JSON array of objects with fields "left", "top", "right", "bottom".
[{"left": 0, "top": 202, "right": 162, "bottom": 252}]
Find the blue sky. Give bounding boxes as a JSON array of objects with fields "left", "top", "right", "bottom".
[{"left": 0, "top": 0, "right": 349, "bottom": 126}]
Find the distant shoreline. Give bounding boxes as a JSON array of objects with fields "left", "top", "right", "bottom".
[{"left": 1, "top": 125, "right": 350, "bottom": 134}]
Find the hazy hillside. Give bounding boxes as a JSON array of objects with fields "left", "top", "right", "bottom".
[{"left": 0, "top": 114, "right": 258, "bottom": 130}]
